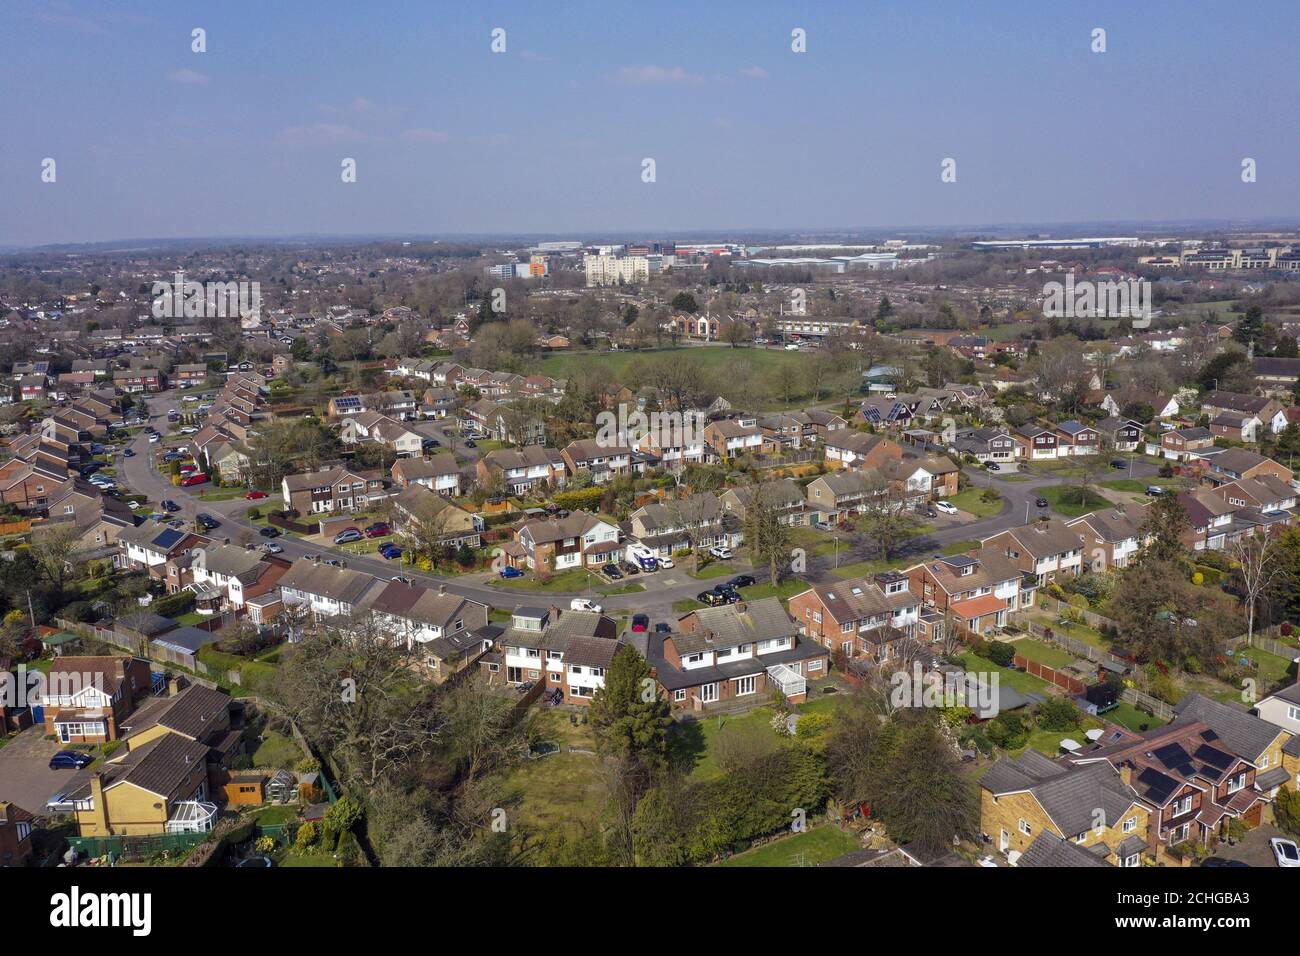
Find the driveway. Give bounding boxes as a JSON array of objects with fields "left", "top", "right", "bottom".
[
  {"left": 0, "top": 726, "right": 81, "bottom": 813},
  {"left": 1207, "top": 823, "right": 1291, "bottom": 868}
]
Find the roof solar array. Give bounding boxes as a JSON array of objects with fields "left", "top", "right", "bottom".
[{"left": 152, "top": 528, "right": 185, "bottom": 550}]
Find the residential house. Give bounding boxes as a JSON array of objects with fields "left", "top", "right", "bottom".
[
  {"left": 391, "top": 453, "right": 464, "bottom": 497},
  {"left": 1053, "top": 421, "right": 1100, "bottom": 456},
  {"left": 1175, "top": 693, "right": 1295, "bottom": 799},
  {"left": 1066, "top": 503, "right": 1150, "bottom": 571},
  {"left": 390, "top": 484, "right": 483, "bottom": 548},
  {"left": 339, "top": 411, "right": 423, "bottom": 458},
  {"left": 982, "top": 519, "right": 1085, "bottom": 586},
  {"left": 1201, "top": 391, "right": 1287, "bottom": 435},
  {"left": 0, "top": 803, "right": 35, "bottom": 866},
  {"left": 905, "top": 547, "right": 1036, "bottom": 636},
  {"left": 64, "top": 735, "right": 216, "bottom": 836},
  {"left": 116, "top": 521, "right": 209, "bottom": 577},
  {"left": 1201, "top": 448, "right": 1294, "bottom": 487},
  {"left": 504, "top": 511, "right": 621, "bottom": 571},
  {"left": 35, "top": 656, "right": 154, "bottom": 743},
  {"left": 280, "top": 466, "right": 387, "bottom": 516},
  {"left": 1094, "top": 417, "right": 1145, "bottom": 452},
  {"left": 952, "top": 427, "right": 1017, "bottom": 465},
  {"left": 625, "top": 493, "right": 742, "bottom": 560},
  {"left": 278, "top": 559, "right": 386, "bottom": 621},
  {"left": 367, "top": 580, "right": 489, "bottom": 652},
  {"left": 561, "top": 438, "right": 645, "bottom": 484},
  {"left": 720, "top": 478, "right": 807, "bottom": 527},
  {"left": 704, "top": 418, "right": 765, "bottom": 460},
  {"left": 980, "top": 750, "right": 1151, "bottom": 866},
  {"left": 650, "top": 598, "right": 830, "bottom": 708},
  {"left": 1013, "top": 424, "right": 1059, "bottom": 461},
  {"left": 477, "top": 446, "right": 567, "bottom": 495},
  {"left": 788, "top": 572, "right": 921, "bottom": 663},
  {"left": 491, "top": 606, "right": 621, "bottom": 704},
  {"left": 822, "top": 431, "right": 903, "bottom": 470},
  {"left": 1158, "top": 426, "right": 1214, "bottom": 461}
]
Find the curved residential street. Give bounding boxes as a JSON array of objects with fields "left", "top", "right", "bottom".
[{"left": 117, "top": 389, "right": 1149, "bottom": 623}]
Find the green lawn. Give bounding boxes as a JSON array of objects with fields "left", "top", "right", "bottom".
[
  {"left": 251, "top": 730, "right": 304, "bottom": 770},
  {"left": 946, "top": 487, "right": 1004, "bottom": 518},
  {"left": 738, "top": 578, "right": 810, "bottom": 602},
  {"left": 1038, "top": 485, "right": 1110, "bottom": 517},
  {"left": 599, "top": 583, "right": 646, "bottom": 596},
  {"left": 673, "top": 598, "right": 706, "bottom": 613},
  {"left": 958, "top": 652, "right": 1053, "bottom": 696},
  {"left": 673, "top": 707, "right": 780, "bottom": 780},
  {"left": 500, "top": 751, "right": 606, "bottom": 848},
  {"left": 834, "top": 539, "right": 980, "bottom": 579},
  {"left": 490, "top": 567, "right": 601, "bottom": 593},
  {"left": 688, "top": 562, "right": 735, "bottom": 580},
  {"left": 1011, "top": 638, "right": 1076, "bottom": 669},
  {"left": 1105, "top": 702, "right": 1168, "bottom": 734},
  {"left": 1239, "top": 647, "right": 1297, "bottom": 686},
  {"left": 718, "top": 825, "right": 860, "bottom": 867}
]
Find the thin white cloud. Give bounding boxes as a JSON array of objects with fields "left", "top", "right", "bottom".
[
  {"left": 274, "top": 123, "right": 368, "bottom": 147},
  {"left": 615, "top": 65, "right": 705, "bottom": 86},
  {"left": 400, "top": 128, "right": 450, "bottom": 144},
  {"left": 167, "top": 68, "right": 210, "bottom": 86},
  {"left": 738, "top": 66, "right": 768, "bottom": 79}
]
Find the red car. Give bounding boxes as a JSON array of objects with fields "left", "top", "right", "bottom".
[
  {"left": 244, "top": 490, "right": 268, "bottom": 500},
  {"left": 365, "top": 523, "right": 390, "bottom": 538},
  {"left": 181, "top": 473, "right": 208, "bottom": 487}
]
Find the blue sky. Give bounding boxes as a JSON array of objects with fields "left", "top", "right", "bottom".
[{"left": 2, "top": 0, "right": 1297, "bottom": 246}]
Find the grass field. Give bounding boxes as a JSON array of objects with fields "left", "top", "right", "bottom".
[
  {"left": 958, "top": 652, "right": 1053, "bottom": 696},
  {"left": 946, "top": 487, "right": 1005, "bottom": 518},
  {"left": 489, "top": 567, "right": 601, "bottom": 593},
  {"left": 718, "top": 825, "right": 859, "bottom": 867},
  {"left": 1039, "top": 485, "right": 1110, "bottom": 517},
  {"left": 1105, "top": 702, "right": 1168, "bottom": 734},
  {"left": 1010, "top": 638, "right": 1076, "bottom": 669}
]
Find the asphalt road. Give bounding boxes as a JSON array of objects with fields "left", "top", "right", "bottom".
[{"left": 114, "top": 389, "right": 1112, "bottom": 623}]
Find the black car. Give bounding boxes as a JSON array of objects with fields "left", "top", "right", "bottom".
[
  {"left": 258, "top": 526, "right": 280, "bottom": 538},
  {"left": 654, "top": 622, "right": 672, "bottom": 634},
  {"left": 1200, "top": 858, "right": 1249, "bottom": 867},
  {"left": 79, "top": 462, "right": 102, "bottom": 476},
  {"left": 620, "top": 562, "right": 641, "bottom": 575},
  {"left": 727, "top": 575, "right": 756, "bottom": 589},
  {"left": 601, "top": 563, "right": 623, "bottom": 580},
  {"left": 463, "top": 438, "right": 477, "bottom": 448},
  {"left": 161, "top": 499, "right": 181, "bottom": 512},
  {"left": 49, "top": 750, "right": 94, "bottom": 770},
  {"left": 697, "top": 589, "right": 727, "bottom": 606},
  {"left": 1110, "top": 459, "right": 1128, "bottom": 470},
  {"left": 1035, "top": 496, "right": 1049, "bottom": 508},
  {"left": 196, "top": 513, "right": 220, "bottom": 530},
  {"left": 716, "top": 585, "right": 741, "bottom": 603}
]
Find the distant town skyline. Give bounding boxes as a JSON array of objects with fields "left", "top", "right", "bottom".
[{"left": 3, "top": 0, "right": 1297, "bottom": 247}]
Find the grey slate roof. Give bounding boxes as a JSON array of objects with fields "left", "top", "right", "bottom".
[
  {"left": 1017, "top": 831, "right": 1111, "bottom": 868},
  {"left": 1172, "top": 693, "right": 1283, "bottom": 763}
]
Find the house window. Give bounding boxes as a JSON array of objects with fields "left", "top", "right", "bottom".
[
  {"left": 1226, "top": 773, "right": 1246, "bottom": 794},
  {"left": 1018, "top": 819, "right": 1031, "bottom": 836},
  {"left": 1288, "top": 705, "right": 1300, "bottom": 722},
  {"left": 1175, "top": 796, "right": 1193, "bottom": 816},
  {"left": 673, "top": 689, "right": 686, "bottom": 702},
  {"left": 1124, "top": 854, "right": 1140, "bottom": 868},
  {"left": 487, "top": 663, "right": 499, "bottom": 673},
  {"left": 808, "top": 659, "right": 823, "bottom": 671},
  {"left": 1122, "top": 817, "right": 1136, "bottom": 833},
  {"left": 734, "top": 676, "right": 756, "bottom": 696},
  {"left": 685, "top": 652, "right": 704, "bottom": 664}
]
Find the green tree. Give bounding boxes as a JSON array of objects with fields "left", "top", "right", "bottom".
[
  {"left": 589, "top": 645, "right": 672, "bottom": 767},
  {"left": 670, "top": 291, "right": 699, "bottom": 314}
]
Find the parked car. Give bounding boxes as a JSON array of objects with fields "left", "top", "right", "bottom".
[
  {"left": 499, "top": 566, "right": 524, "bottom": 579},
  {"left": 196, "top": 513, "right": 220, "bottom": 530},
  {"left": 148, "top": 433, "right": 161, "bottom": 444},
  {"left": 181, "top": 473, "right": 208, "bottom": 487},
  {"left": 697, "top": 589, "right": 728, "bottom": 606},
  {"left": 79, "top": 462, "right": 103, "bottom": 476},
  {"left": 934, "top": 500, "right": 959, "bottom": 515},
  {"left": 463, "top": 438, "right": 477, "bottom": 448},
  {"left": 244, "top": 490, "right": 269, "bottom": 500},
  {"left": 333, "top": 528, "right": 363, "bottom": 544},
  {"left": 1201, "top": 857, "right": 1249, "bottom": 867},
  {"left": 258, "top": 526, "right": 280, "bottom": 538},
  {"left": 161, "top": 499, "right": 181, "bottom": 512},
  {"left": 986, "top": 461, "right": 1001, "bottom": 471},
  {"left": 570, "top": 598, "right": 603, "bottom": 613},
  {"left": 708, "top": 546, "right": 734, "bottom": 560},
  {"left": 717, "top": 585, "right": 741, "bottom": 602},
  {"left": 49, "top": 750, "right": 94, "bottom": 770},
  {"left": 260, "top": 543, "right": 284, "bottom": 555},
  {"left": 379, "top": 544, "right": 403, "bottom": 560},
  {"left": 1034, "top": 496, "right": 1049, "bottom": 508},
  {"left": 325, "top": 558, "right": 347, "bottom": 568},
  {"left": 364, "top": 523, "right": 390, "bottom": 538},
  {"left": 727, "top": 575, "right": 756, "bottom": 589},
  {"left": 1271, "top": 838, "right": 1300, "bottom": 868},
  {"left": 636, "top": 554, "right": 659, "bottom": 572},
  {"left": 654, "top": 622, "right": 672, "bottom": 633},
  {"left": 123, "top": 448, "right": 135, "bottom": 458},
  {"left": 1145, "top": 485, "right": 1165, "bottom": 496},
  {"left": 620, "top": 562, "right": 641, "bottom": 576},
  {"left": 657, "top": 555, "right": 675, "bottom": 569},
  {"left": 1110, "top": 459, "right": 1128, "bottom": 470},
  {"left": 601, "top": 563, "right": 623, "bottom": 580},
  {"left": 631, "top": 614, "right": 649, "bottom": 632},
  {"left": 391, "top": 575, "right": 413, "bottom": 584}
]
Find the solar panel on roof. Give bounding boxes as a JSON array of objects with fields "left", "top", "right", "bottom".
[
  {"left": 1136, "top": 767, "right": 1178, "bottom": 805},
  {"left": 1193, "top": 744, "right": 1234, "bottom": 772},
  {"left": 943, "top": 555, "right": 977, "bottom": 568},
  {"left": 152, "top": 528, "right": 184, "bottom": 549}
]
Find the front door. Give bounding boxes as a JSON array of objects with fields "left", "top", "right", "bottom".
[
  {"left": 59, "top": 724, "right": 71, "bottom": 743},
  {"left": 999, "top": 830, "right": 1009, "bottom": 852}
]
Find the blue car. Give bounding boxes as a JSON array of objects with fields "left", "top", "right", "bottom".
[
  {"left": 499, "top": 566, "right": 524, "bottom": 579},
  {"left": 379, "top": 544, "right": 403, "bottom": 560},
  {"left": 49, "top": 750, "right": 94, "bottom": 770}
]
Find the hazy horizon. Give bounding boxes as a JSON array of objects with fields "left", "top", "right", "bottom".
[{"left": 4, "top": 0, "right": 1298, "bottom": 247}]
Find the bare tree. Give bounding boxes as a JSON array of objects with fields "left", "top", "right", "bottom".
[{"left": 1229, "top": 532, "right": 1283, "bottom": 645}]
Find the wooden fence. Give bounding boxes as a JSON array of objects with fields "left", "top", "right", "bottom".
[
  {"left": 1023, "top": 621, "right": 1133, "bottom": 673},
  {"left": 1120, "top": 687, "right": 1176, "bottom": 722},
  {"left": 1013, "top": 655, "right": 1088, "bottom": 696}
]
